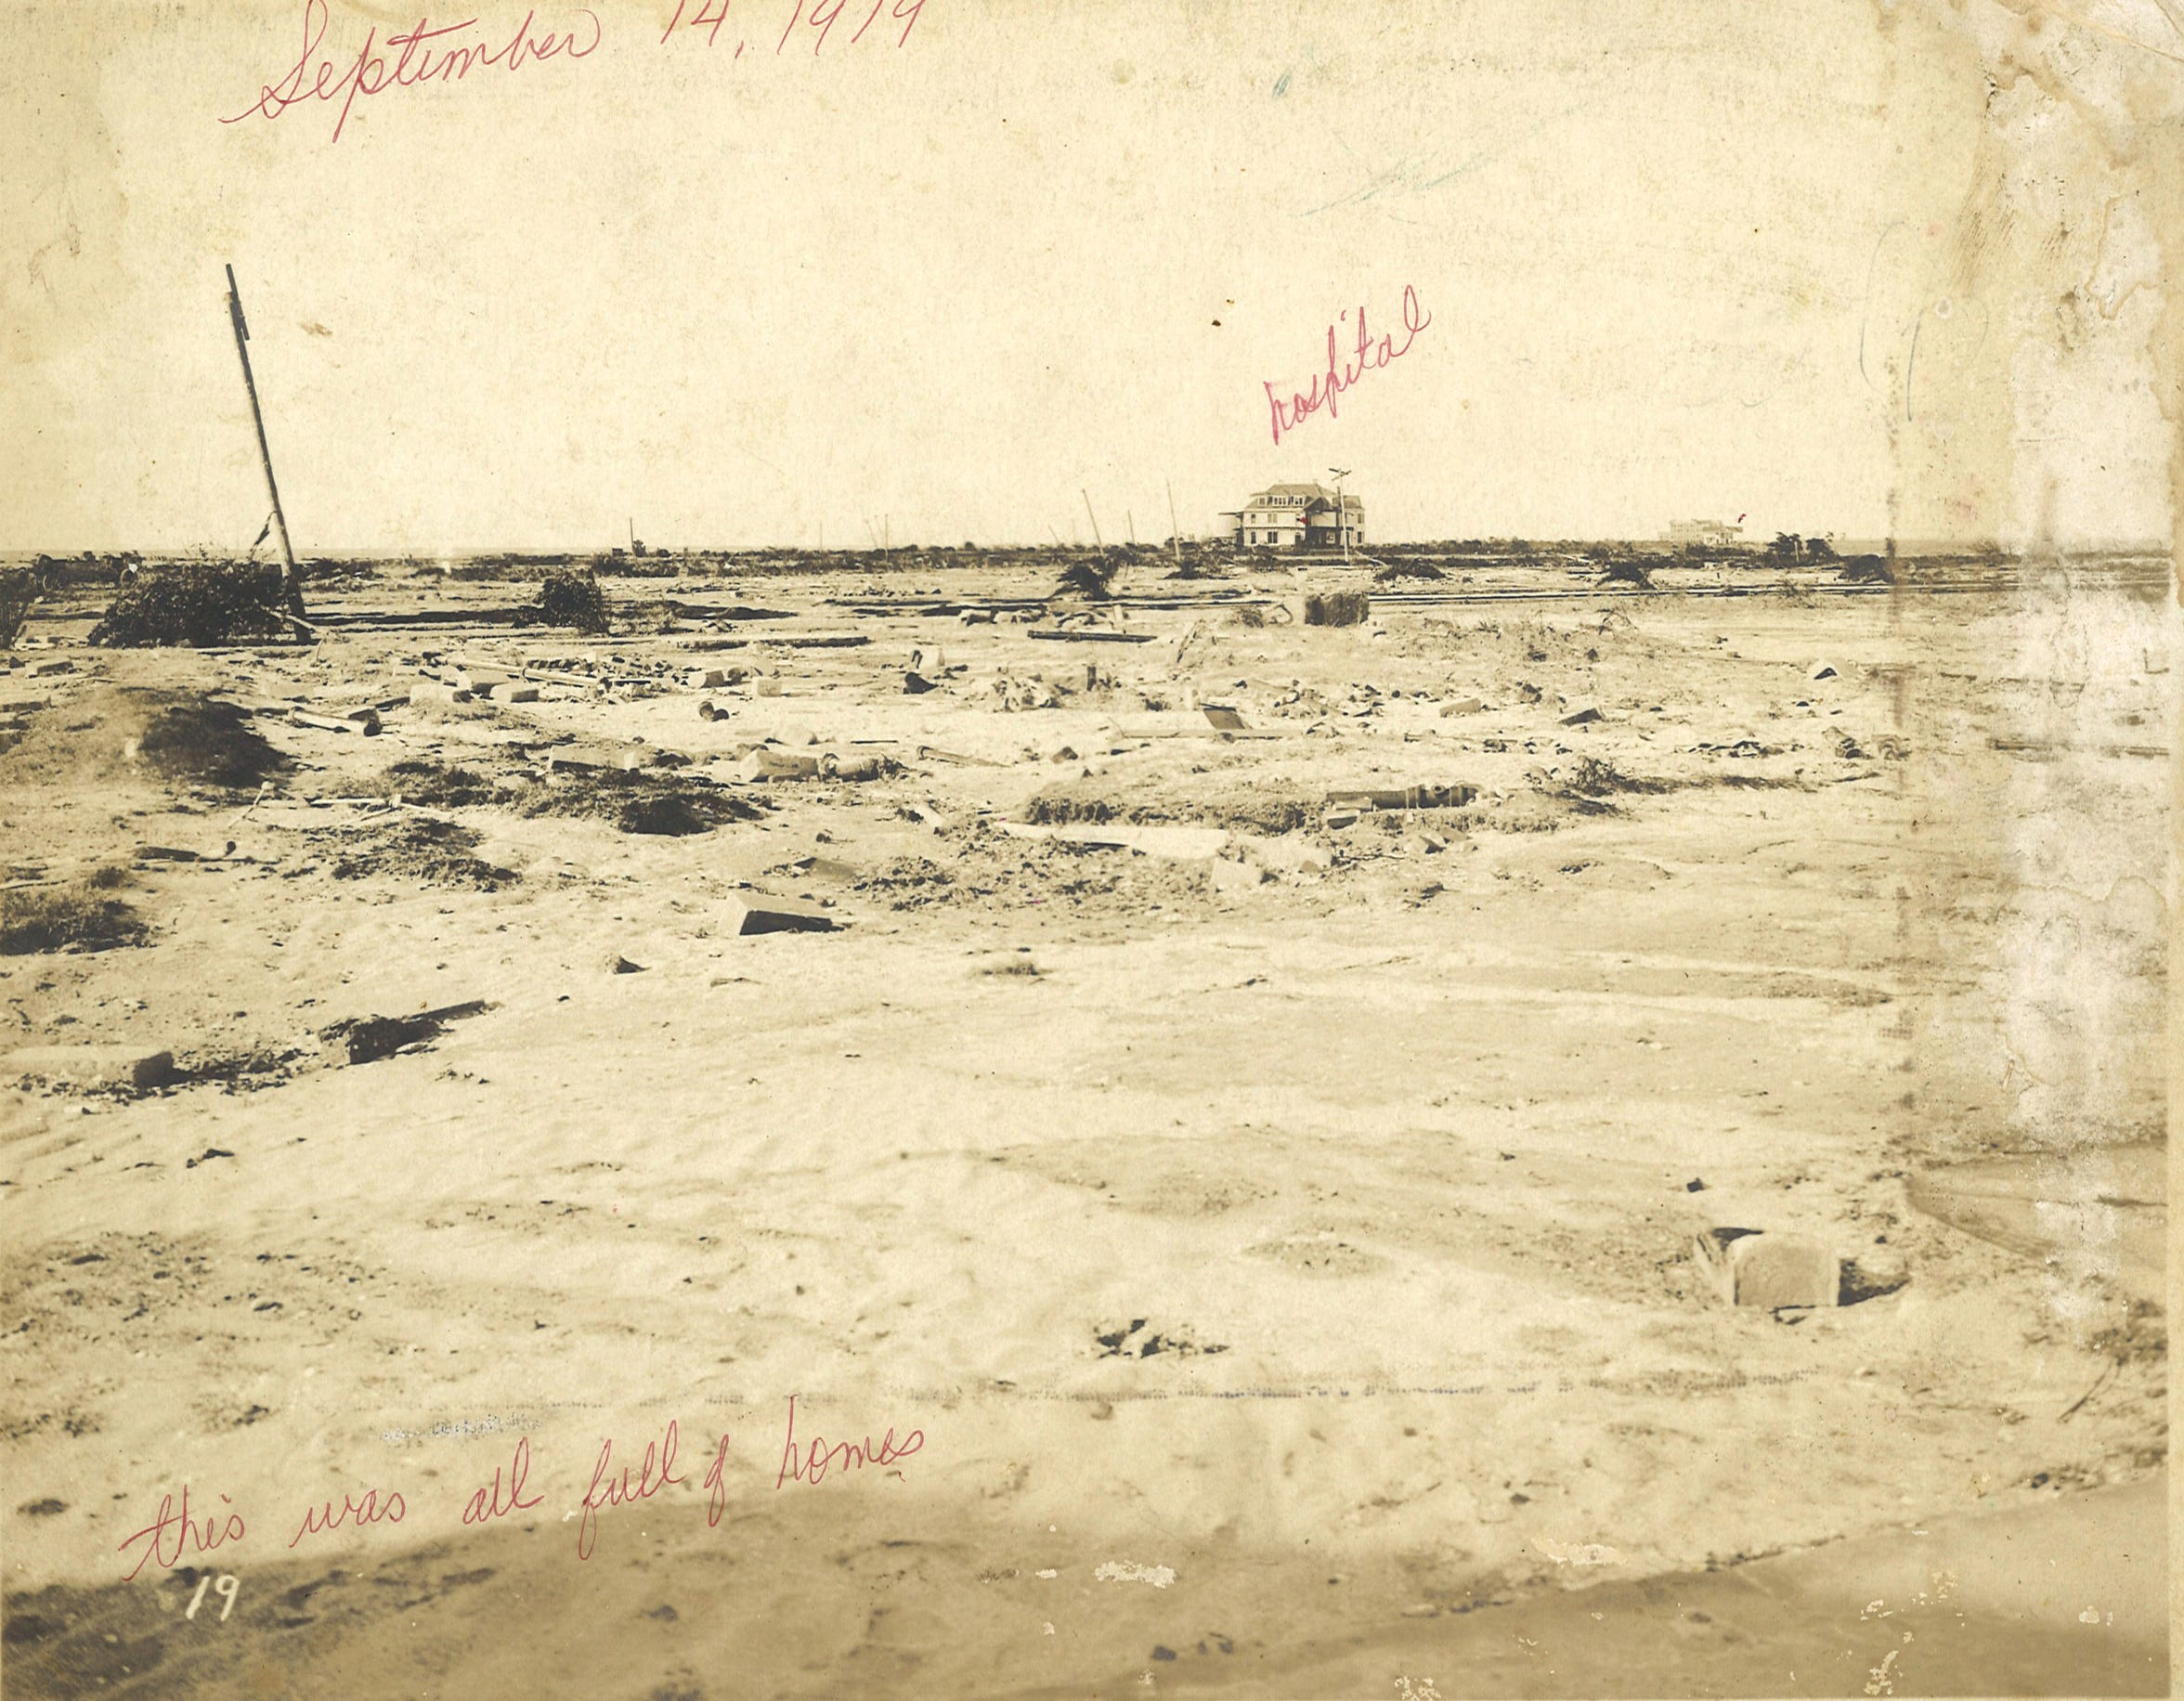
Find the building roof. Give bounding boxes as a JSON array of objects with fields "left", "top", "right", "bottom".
[{"left": 1246, "top": 482, "right": 1361, "bottom": 508}]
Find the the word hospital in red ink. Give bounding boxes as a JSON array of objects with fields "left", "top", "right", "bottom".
[
  {"left": 221, "top": 0, "right": 602, "bottom": 144},
  {"left": 1265, "top": 285, "right": 1433, "bottom": 446}
]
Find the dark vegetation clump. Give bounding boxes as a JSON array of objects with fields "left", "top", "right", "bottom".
[
  {"left": 525, "top": 568, "right": 609, "bottom": 633},
  {"left": 89, "top": 562, "right": 294, "bottom": 647},
  {"left": 136, "top": 696, "right": 285, "bottom": 789},
  {"left": 328, "top": 817, "right": 517, "bottom": 889},
  {"left": 1596, "top": 559, "right": 1655, "bottom": 590},
  {"left": 368, "top": 758, "right": 762, "bottom": 836},
  {"left": 370, "top": 760, "right": 500, "bottom": 808},
  {"left": 1839, "top": 554, "right": 1898, "bottom": 585},
  {"left": 1303, "top": 591, "right": 1370, "bottom": 626},
  {"left": 1, "top": 879, "right": 146, "bottom": 955},
  {"left": 515, "top": 768, "right": 764, "bottom": 836},
  {"left": 1560, "top": 757, "right": 1670, "bottom": 798},
  {"left": 1372, "top": 559, "right": 1444, "bottom": 582},
  {"left": 1055, "top": 555, "right": 1122, "bottom": 600},
  {"left": 1, "top": 565, "right": 49, "bottom": 647}
]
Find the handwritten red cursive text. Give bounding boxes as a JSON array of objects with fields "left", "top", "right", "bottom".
[
  {"left": 661, "top": 0, "right": 927, "bottom": 52},
  {"left": 461, "top": 1435, "right": 545, "bottom": 1526},
  {"left": 774, "top": 1394, "right": 923, "bottom": 1488},
  {"left": 117, "top": 1486, "right": 247, "bottom": 1582},
  {"left": 703, "top": 1430, "right": 734, "bottom": 1527},
  {"left": 289, "top": 1484, "right": 407, "bottom": 1549},
  {"left": 1265, "top": 285, "right": 1433, "bottom": 446},
  {"left": 221, "top": 0, "right": 602, "bottom": 145},
  {"left": 577, "top": 1421, "right": 686, "bottom": 1560}
]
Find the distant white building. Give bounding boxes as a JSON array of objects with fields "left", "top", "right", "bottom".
[
  {"left": 1227, "top": 482, "right": 1363, "bottom": 549},
  {"left": 1664, "top": 518, "right": 1743, "bottom": 547}
]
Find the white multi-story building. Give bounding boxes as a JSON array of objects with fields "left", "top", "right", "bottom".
[{"left": 1228, "top": 483, "right": 1363, "bottom": 549}]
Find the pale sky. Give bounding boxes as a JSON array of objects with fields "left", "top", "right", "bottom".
[{"left": 2, "top": 0, "right": 2173, "bottom": 553}]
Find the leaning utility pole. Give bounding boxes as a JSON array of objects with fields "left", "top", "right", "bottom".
[
  {"left": 1165, "top": 480, "right": 1182, "bottom": 565},
  {"left": 225, "top": 265, "right": 301, "bottom": 614},
  {"left": 1081, "top": 489, "right": 1102, "bottom": 550},
  {"left": 1328, "top": 466, "right": 1353, "bottom": 567}
]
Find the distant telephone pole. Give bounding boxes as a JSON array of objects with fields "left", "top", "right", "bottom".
[
  {"left": 1166, "top": 480, "right": 1181, "bottom": 565},
  {"left": 225, "top": 264, "right": 301, "bottom": 612},
  {"left": 1081, "top": 489, "right": 1103, "bottom": 550}
]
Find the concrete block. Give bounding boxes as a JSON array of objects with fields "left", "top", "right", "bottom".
[
  {"left": 737, "top": 748, "right": 821, "bottom": 783},
  {"left": 1694, "top": 1228, "right": 1839, "bottom": 1309},
  {"left": 5, "top": 1045, "right": 176, "bottom": 1090},
  {"left": 488, "top": 682, "right": 540, "bottom": 704},
  {"left": 410, "top": 682, "right": 471, "bottom": 706},
  {"left": 725, "top": 893, "right": 836, "bottom": 936},
  {"left": 1440, "top": 696, "right": 1485, "bottom": 717}
]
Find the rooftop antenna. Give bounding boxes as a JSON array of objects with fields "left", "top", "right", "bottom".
[
  {"left": 224, "top": 264, "right": 301, "bottom": 615},
  {"left": 1328, "top": 467, "right": 1353, "bottom": 567}
]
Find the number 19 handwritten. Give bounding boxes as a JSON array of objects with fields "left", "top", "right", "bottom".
[{"left": 659, "top": 0, "right": 927, "bottom": 51}]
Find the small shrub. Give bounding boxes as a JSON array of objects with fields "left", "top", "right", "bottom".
[
  {"left": 1, "top": 566, "right": 47, "bottom": 647},
  {"left": 1, "top": 881, "right": 146, "bottom": 954},
  {"left": 527, "top": 568, "right": 608, "bottom": 633},
  {"left": 1372, "top": 560, "right": 1444, "bottom": 582},
  {"left": 90, "top": 562, "right": 293, "bottom": 647},
  {"left": 1056, "top": 556, "right": 1121, "bottom": 600},
  {"left": 1597, "top": 560, "right": 1654, "bottom": 590},
  {"left": 1561, "top": 757, "right": 1669, "bottom": 798}
]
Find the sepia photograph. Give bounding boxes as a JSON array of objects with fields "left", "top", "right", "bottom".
[{"left": 0, "top": 1, "right": 2176, "bottom": 1695}]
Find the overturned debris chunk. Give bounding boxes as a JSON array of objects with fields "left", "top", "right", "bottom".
[
  {"left": 1303, "top": 591, "right": 1370, "bottom": 627},
  {"left": 725, "top": 893, "right": 836, "bottom": 936},
  {"left": 291, "top": 707, "right": 382, "bottom": 735},
  {"left": 4, "top": 1045, "right": 177, "bottom": 1091},
  {"left": 1324, "top": 784, "right": 1476, "bottom": 812},
  {"left": 738, "top": 748, "right": 821, "bottom": 783},
  {"left": 1693, "top": 1227, "right": 1840, "bottom": 1309}
]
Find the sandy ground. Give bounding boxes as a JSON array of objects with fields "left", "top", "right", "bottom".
[{"left": 0, "top": 561, "right": 2169, "bottom": 1697}]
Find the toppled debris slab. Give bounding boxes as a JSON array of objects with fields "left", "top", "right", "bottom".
[
  {"left": 1692, "top": 1227, "right": 1840, "bottom": 1310},
  {"left": 3, "top": 1045, "right": 177, "bottom": 1091},
  {"left": 725, "top": 893, "right": 836, "bottom": 935}
]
